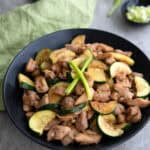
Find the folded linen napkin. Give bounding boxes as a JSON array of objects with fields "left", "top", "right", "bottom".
[{"left": 0, "top": 0, "right": 96, "bottom": 111}]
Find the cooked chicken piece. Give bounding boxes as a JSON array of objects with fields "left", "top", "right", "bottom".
[
  {"left": 115, "top": 103, "right": 125, "bottom": 115},
  {"left": 126, "top": 106, "right": 142, "bottom": 123},
  {"left": 115, "top": 49, "right": 132, "bottom": 57},
  {"left": 62, "top": 127, "right": 79, "bottom": 145},
  {"left": 35, "top": 76, "right": 49, "bottom": 93},
  {"left": 22, "top": 90, "right": 40, "bottom": 107},
  {"left": 86, "top": 43, "right": 99, "bottom": 51},
  {"left": 75, "top": 111, "right": 88, "bottom": 132},
  {"left": 58, "top": 69, "right": 68, "bottom": 80},
  {"left": 25, "top": 58, "right": 38, "bottom": 72},
  {"left": 125, "top": 98, "right": 150, "bottom": 108},
  {"left": 87, "top": 110, "right": 95, "bottom": 120},
  {"left": 111, "top": 91, "right": 120, "bottom": 101},
  {"left": 75, "top": 82, "right": 85, "bottom": 96},
  {"left": 98, "top": 43, "right": 114, "bottom": 52},
  {"left": 65, "top": 44, "right": 86, "bottom": 54},
  {"left": 115, "top": 72, "right": 127, "bottom": 81},
  {"left": 51, "top": 62, "right": 69, "bottom": 79},
  {"left": 51, "top": 63, "right": 61, "bottom": 74},
  {"left": 25, "top": 112, "right": 34, "bottom": 118},
  {"left": 31, "top": 68, "right": 40, "bottom": 77},
  {"left": 132, "top": 72, "right": 143, "bottom": 77},
  {"left": 114, "top": 83, "right": 134, "bottom": 100},
  {"left": 60, "top": 96, "right": 75, "bottom": 110},
  {"left": 47, "top": 125, "right": 71, "bottom": 141},
  {"left": 93, "top": 84, "right": 111, "bottom": 102},
  {"left": 44, "top": 118, "right": 61, "bottom": 131},
  {"left": 75, "top": 88, "right": 94, "bottom": 105},
  {"left": 96, "top": 53, "right": 112, "bottom": 60},
  {"left": 116, "top": 76, "right": 132, "bottom": 88},
  {"left": 44, "top": 70, "right": 56, "bottom": 79},
  {"left": 105, "top": 56, "right": 116, "bottom": 65},
  {"left": 40, "top": 94, "right": 49, "bottom": 107},
  {"left": 117, "top": 114, "right": 126, "bottom": 123},
  {"left": 75, "top": 130, "right": 102, "bottom": 145},
  {"left": 23, "top": 104, "right": 32, "bottom": 112},
  {"left": 57, "top": 114, "right": 77, "bottom": 122},
  {"left": 53, "top": 83, "right": 67, "bottom": 96}
]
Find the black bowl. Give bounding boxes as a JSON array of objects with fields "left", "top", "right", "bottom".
[
  {"left": 122, "top": 0, "right": 150, "bottom": 25},
  {"left": 3, "top": 29, "right": 150, "bottom": 150}
]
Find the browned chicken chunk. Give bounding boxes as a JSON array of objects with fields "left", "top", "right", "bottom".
[
  {"left": 40, "top": 94, "right": 49, "bottom": 107},
  {"left": 53, "top": 83, "right": 67, "bottom": 96},
  {"left": 35, "top": 76, "right": 49, "bottom": 93},
  {"left": 115, "top": 49, "right": 132, "bottom": 57},
  {"left": 65, "top": 44, "right": 86, "bottom": 54},
  {"left": 125, "top": 98, "right": 150, "bottom": 108},
  {"left": 115, "top": 103, "right": 125, "bottom": 115},
  {"left": 22, "top": 90, "right": 40, "bottom": 108},
  {"left": 75, "top": 82, "right": 85, "bottom": 96},
  {"left": 75, "top": 111, "right": 88, "bottom": 132},
  {"left": 75, "top": 130, "right": 102, "bottom": 145},
  {"left": 44, "top": 70, "right": 56, "bottom": 79},
  {"left": 26, "top": 58, "right": 38, "bottom": 72},
  {"left": 44, "top": 118, "right": 61, "bottom": 131},
  {"left": 60, "top": 96, "right": 75, "bottom": 110},
  {"left": 93, "top": 84, "right": 111, "bottom": 102},
  {"left": 114, "top": 83, "right": 134, "bottom": 101},
  {"left": 126, "top": 106, "right": 142, "bottom": 123},
  {"left": 62, "top": 127, "right": 79, "bottom": 145},
  {"left": 47, "top": 125, "right": 71, "bottom": 141}
]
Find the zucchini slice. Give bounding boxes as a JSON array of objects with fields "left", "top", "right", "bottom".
[
  {"left": 134, "top": 76, "right": 150, "bottom": 97},
  {"left": 66, "top": 72, "right": 73, "bottom": 82},
  {"left": 59, "top": 103, "right": 86, "bottom": 115},
  {"left": 38, "top": 104, "right": 60, "bottom": 111},
  {"left": 110, "top": 62, "right": 132, "bottom": 78},
  {"left": 114, "top": 123, "right": 131, "bottom": 131},
  {"left": 40, "top": 61, "right": 51, "bottom": 70},
  {"left": 50, "top": 48, "right": 76, "bottom": 63},
  {"left": 110, "top": 52, "right": 135, "bottom": 65},
  {"left": 71, "top": 49, "right": 92, "bottom": 66},
  {"left": 91, "top": 101, "right": 117, "bottom": 115},
  {"left": 18, "top": 73, "right": 35, "bottom": 90},
  {"left": 97, "top": 114, "right": 124, "bottom": 137},
  {"left": 89, "top": 60, "right": 108, "bottom": 70},
  {"left": 71, "top": 35, "right": 86, "bottom": 45},
  {"left": 87, "top": 68, "right": 106, "bottom": 83},
  {"left": 35, "top": 48, "right": 51, "bottom": 65},
  {"left": 47, "top": 78, "right": 61, "bottom": 85},
  {"left": 48, "top": 82, "right": 68, "bottom": 104},
  {"left": 29, "top": 110, "right": 56, "bottom": 135}
]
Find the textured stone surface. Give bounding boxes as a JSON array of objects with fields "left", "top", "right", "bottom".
[{"left": 0, "top": 0, "right": 150, "bottom": 150}]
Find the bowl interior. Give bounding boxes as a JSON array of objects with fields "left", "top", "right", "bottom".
[{"left": 3, "top": 29, "right": 150, "bottom": 150}]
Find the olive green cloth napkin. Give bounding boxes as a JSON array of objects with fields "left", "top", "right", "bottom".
[{"left": 0, "top": 0, "right": 96, "bottom": 111}]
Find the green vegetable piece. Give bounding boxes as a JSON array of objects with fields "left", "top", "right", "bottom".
[
  {"left": 107, "top": 0, "right": 122, "bottom": 17},
  {"left": 66, "top": 72, "right": 73, "bottom": 82},
  {"left": 60, "top": 103, "right": 86, "bottom": 115},
  {"left": 38, "top": 104, "right": 60, "bottom": 111},
  {"left": 65, "top": 55, "right": 92, "bottom": 96},
  {"left": 47, "top": 78, "right": 61, "bottom": 85},
  {"left": 126, "top": 5, "right": 150, "bottom": 23},
  {"left": 69, "top": 61, "right": 92, "bottom": 100}
]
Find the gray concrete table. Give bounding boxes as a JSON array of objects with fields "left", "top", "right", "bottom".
[{"left": 0, "top": 0, "right": 150, "bottom": 150}]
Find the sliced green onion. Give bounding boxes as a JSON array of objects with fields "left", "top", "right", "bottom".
[
  {"left": 107, "top": 0, "right": 122, "bottom": 17},
  {"left": 65, "top": 55, "right": 92, "bottom": 96},
  {"left": 69, "top": 61, "right": 92, "bottom": 100}
]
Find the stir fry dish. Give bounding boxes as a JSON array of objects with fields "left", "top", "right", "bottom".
[{"left": 18, "top": 35, "right": 150, "bottom": 145}]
